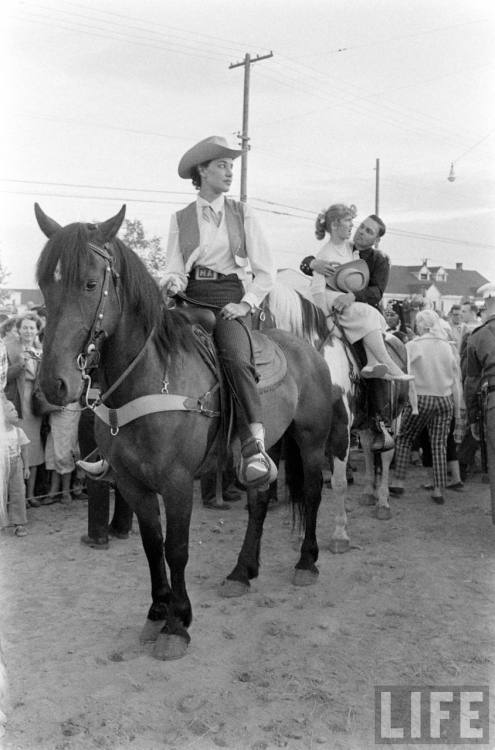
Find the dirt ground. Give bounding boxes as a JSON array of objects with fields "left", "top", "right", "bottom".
[{"left": 1, "top": 451, "right": 494, "bottom": 750}]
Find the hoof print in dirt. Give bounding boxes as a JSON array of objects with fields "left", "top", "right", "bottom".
[{"left": 60, "top": 719, "right": 84, "bottom": 737}]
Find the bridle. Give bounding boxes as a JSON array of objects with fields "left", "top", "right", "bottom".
[
  {"left": 75, "top": 240, "right": 121, "bottom": 373},
  {"left": 75, "top": 239, "right": 154, "bottom": 411}
]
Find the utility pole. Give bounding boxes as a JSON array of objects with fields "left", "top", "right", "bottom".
[
  {"left": 374, "top": 157, "right": 380, "bottom": 215},
  {"left": 229, "top": 51, "right": 273, "bottom": 202}
]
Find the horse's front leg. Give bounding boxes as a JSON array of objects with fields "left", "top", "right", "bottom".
[
  {"left": 120, "top": 477, "right": 191, "bottom": 661},
  {"left": 358, "top": 429, "right": 378, "bottom": 506},
  {"left": 220, "top": 486, "right": 270, "bottom": 598},
  {"left": 328, "top": 455, "right": 351, "bottom": 553},
  {"left": 373, "top": 448, "right": 394, "bottom": 520}
]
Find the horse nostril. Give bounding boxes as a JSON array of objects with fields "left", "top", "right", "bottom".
[{"left": 55, "top": 378, "right": 67, "bottom": 399}]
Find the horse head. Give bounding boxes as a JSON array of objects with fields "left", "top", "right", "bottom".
[{"left": 35, "top": 204, "right": 127, "bottom": 405}]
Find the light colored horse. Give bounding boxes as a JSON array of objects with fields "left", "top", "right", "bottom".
[{"left": 262, "top": 281, "right": 408, "bottom": 552}]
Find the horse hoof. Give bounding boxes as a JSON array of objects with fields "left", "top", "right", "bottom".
[
  {"left": 293, "top": 568, "right": 319, "bottom": 586},
  {"left": 153, "top": 634, "right": 189, "bottom": 661},
  {"left": 374, "top": 506, "right": 392, "bottom": 520},
  {"left": 329, "top": 538, "right": 351, "bottom": 554},
  {"left": 139, "top": 619, "right": 166, "bottom": 644},
  {"left": 359, "top": 494, "right": 376, "bottom": 507},
  {"left": 218, "top": 578, "right": 249, "bottom": 598}
]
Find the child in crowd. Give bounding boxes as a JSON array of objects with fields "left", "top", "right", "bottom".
[{"left": 2, "top": 399, "right": 30, "bottom": 537}]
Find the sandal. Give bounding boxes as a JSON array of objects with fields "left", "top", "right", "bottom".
[{"left": 14, "top": 525, "right": 27, "bottom": 537}]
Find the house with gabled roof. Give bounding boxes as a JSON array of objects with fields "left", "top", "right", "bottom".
[
  {"left": 0, "top": 287, "right": 44, "bottom": 314},
  {"left": 383, "top": 260, "right": 490, "bottom": 314}
]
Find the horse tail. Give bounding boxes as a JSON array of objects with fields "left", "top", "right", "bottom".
[{"left": 283, "top": 433, "right": 306, "bottom": 531}]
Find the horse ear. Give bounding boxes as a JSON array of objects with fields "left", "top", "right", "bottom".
[
  {"left": 98, "top": 205, "right": 126, "bottom": 242},
  {"left": 34, "top": 203, "right": 62, "bottom": 238}
]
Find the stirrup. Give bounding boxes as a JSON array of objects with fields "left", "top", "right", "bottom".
[
  {"left": 389, "top": 371, "right": 414, "bottom": 381},
  {"left": 76, "top": 458, "right": 111, "bottom": 480},
  {"left": 237, "top": 437, "right": 278, "bottom": 489},
  {"left": 371, "top": 422, "right": 395, "bottom": 452},
  {"left": 361, "top": 363, "right": 389, "bottom": 379}
]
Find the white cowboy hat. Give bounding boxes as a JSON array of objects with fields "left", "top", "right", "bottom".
[
  {"left": 328, "top": 259, "right": 370, "bottom": 293},
  {"left": 178, "top": 136, "right": 243, "bottom": 179},
  {"left": 477, "top": 281, "right": 495, "bottom": 299}
]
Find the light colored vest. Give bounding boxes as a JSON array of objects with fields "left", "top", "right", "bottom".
[{"left": 176, "top": 199, "right": 247, "bottom": 264}]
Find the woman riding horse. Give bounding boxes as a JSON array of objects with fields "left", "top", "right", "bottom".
[
  {"left": 300, "top": 204, "right": 412, "bottom": 382},
  {"left": 81, "top": 135, "right": 277, "bottom": 489}
]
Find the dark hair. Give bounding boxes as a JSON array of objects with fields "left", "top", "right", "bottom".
[
  {"left": 461, "top": 301, "right": 478, "bottom": 314},
  {"left": 368, "top": 214, "right": 386, "bottom": 237},
  {"left": 190, "top": 160, "right": 212, "bottom": 190},
  {"left": 450, "top": 304, "right": 461, "bottom": 313}
]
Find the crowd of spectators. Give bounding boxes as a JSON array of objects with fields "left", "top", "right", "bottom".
[
  {"left": 386, "top": 299, "right": 486, "bottom": 502},
  {"left": 0, "top": 292, "right": 486, "bottom": 538},
  {"left": 0, "top": 306, "right": 84, "bottom": 538}
]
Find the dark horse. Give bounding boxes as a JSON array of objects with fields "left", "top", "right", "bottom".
[{"left": 35, "top": 204, "right": 335, "bottom": 660}]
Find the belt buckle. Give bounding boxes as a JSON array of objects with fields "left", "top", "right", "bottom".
[{"left": 196, "top": 266, "right": 217, "bottom": 280}]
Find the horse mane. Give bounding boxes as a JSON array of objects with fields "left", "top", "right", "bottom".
[
  {"left": 267, "top": 282, "right": 329, "bottom": 348},
  {"left": 36, "top": 223, "right": 195, "bottom": 355}
]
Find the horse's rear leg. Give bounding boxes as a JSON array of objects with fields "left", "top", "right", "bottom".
[
  {"left": 374, "top": 448, "right": 393, "bottom": 520},
  {"left": 358, "top": 429, "right": 379, "bottom": 506},
  {"left": 328, "top": 455, "right": 351, "bottom": 554},
  {"left": 219, "top": 486, "right": 269, "bottom": 598}
]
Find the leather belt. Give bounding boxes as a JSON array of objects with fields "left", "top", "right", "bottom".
[{"left": 191, "top": 266, "right": 227, "bottom": 281}]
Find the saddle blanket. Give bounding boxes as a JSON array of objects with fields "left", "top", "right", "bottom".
[{"left": 252, "top": 331, "right": 287, "bottom": 392}]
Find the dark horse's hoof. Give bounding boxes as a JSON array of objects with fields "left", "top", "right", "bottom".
[
  {"left": 374, "top": 505, "right": 392, "bottom": 520},
  {"left": 293, "top": 568, "right": 319, "bottom": 586},
  {"left": 139, "top": 619, "right": 166, "bottom": 644},
  {"left": 329, "top": 537, "right": 351, "bottom": 554},
  {"left": 218, "top": 578, "right": 250, "bottom": 598},
  {"left": 359, "top": 493, "right": 376, "bottom": 507},
  {"left": 153, "top": 634, "right": 189, "bottom": 661}
]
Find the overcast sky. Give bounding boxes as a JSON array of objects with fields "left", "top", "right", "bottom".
[{"left": 1, "top": 0, "right": 494, "bottom": 288}]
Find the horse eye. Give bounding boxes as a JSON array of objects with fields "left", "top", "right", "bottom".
[{"left": 85, "top": 280, "right": 98, "bottom": 291}]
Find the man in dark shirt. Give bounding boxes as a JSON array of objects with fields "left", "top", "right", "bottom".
[
  {"left": 300, "top": 214, "right": 389, "bottom": 312},
  {"left": 465, "top": 282, "right": 495, "bottom": 521}
]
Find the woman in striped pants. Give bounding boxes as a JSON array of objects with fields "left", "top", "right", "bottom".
[{"left": 390, "top": 309, "right": 462, "bottom": 504}]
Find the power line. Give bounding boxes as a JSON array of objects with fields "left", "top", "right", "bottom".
[
  {"left": 10, "top": 111, "right": 192, "bottom": 143},
  {"left": 387, "top": 228, "right": 495, "bottom": 250},
  {"left": 0, "top": 189, "right": 187, "bottom": 206},
  {"left": 51, "top": 0, "right": 272, "bottom": 56},
  {"left": 291, "top": 18, "right": 489, "bottom": 59},
  {"left": 0, "top": 178, "right": 191, "bottom": 197},
  {"left": 452, "top": 129, "right": 495, "bottom": 164},
  {"left": 2, "top": 188, "right": 494, "bottom": 250},
  {"left": 10, "top": 10, "right": 228, "bottom": 63}
]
